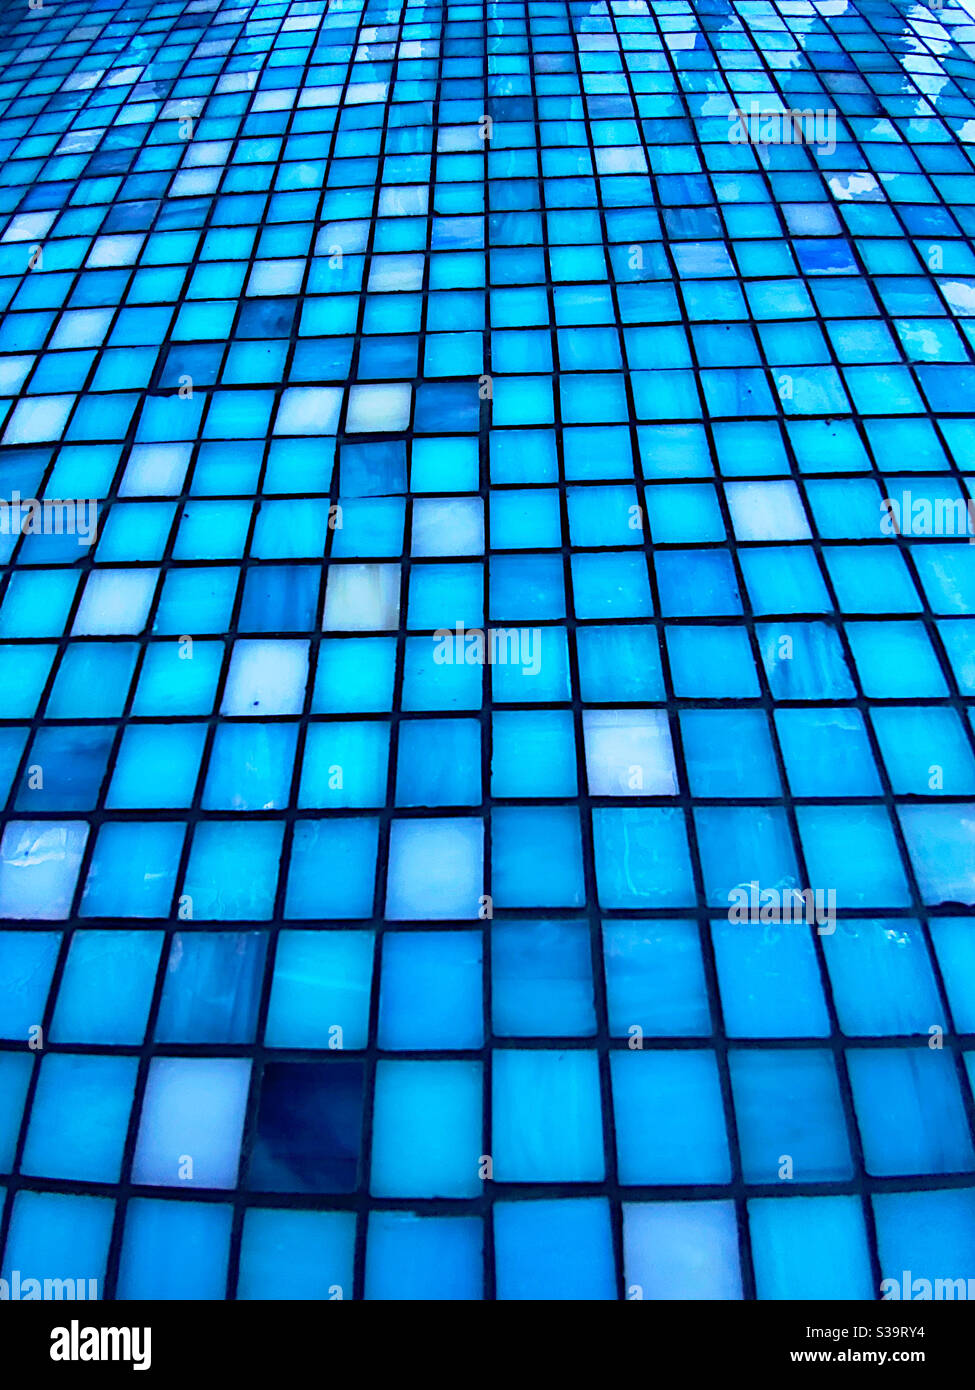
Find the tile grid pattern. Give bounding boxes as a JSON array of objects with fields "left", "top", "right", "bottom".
[{"left": 0, "top": 0, "right": 972, "bottom": 1299}]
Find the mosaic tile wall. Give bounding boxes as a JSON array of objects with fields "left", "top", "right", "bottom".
[{"left": 0, "top": 0, "right": 974, "bottom": 1302}]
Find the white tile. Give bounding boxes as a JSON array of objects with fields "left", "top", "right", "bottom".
[
  {"left": 583, "top": 709, "right": 678, "bottom": 796},
  {"left": 323, "top": 563, "right": 400, "bottom": 631}
]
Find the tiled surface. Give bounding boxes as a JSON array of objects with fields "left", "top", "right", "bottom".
[{"left": 0, "top": 0, "right": 974, "bottom": 1300}]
